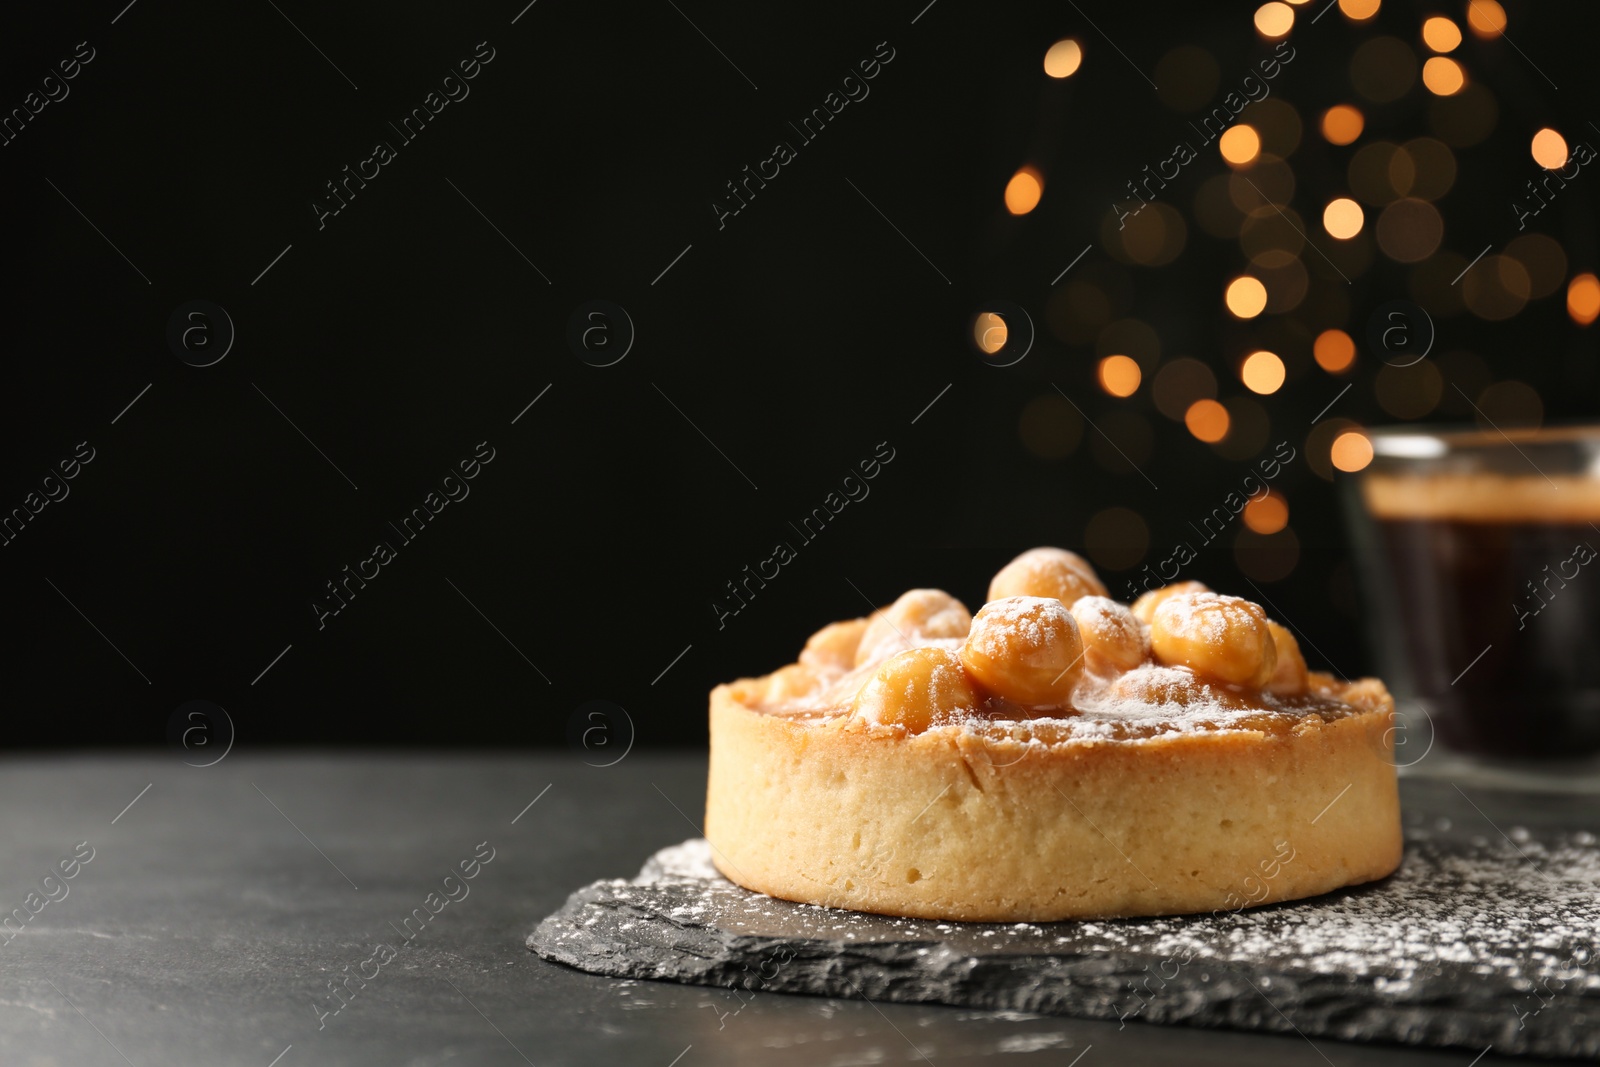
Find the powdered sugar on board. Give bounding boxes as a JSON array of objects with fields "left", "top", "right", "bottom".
[{"left": 530, "top": 786, "right": 1600, "bottom": 1057}]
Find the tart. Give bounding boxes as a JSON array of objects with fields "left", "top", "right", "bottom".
[{"left": 704, "top": 548, "right": 1402, "bottom": 922}]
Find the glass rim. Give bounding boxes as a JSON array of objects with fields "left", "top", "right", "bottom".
[{"left": 1367, "top": 421, "right": 1600, "bottom": 458}]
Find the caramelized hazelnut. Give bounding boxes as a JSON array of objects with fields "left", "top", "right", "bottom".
[
  {"left": 1070, "top": 596, "right": 1149, "bottom": 672},
  {"left": 960, "top": 596, "right": 1085, "bottom": 706},
  {"left": 1106, "top": 664, "right": 1208, "bottom": 707},
  {"left": 1131, "top": 580, "right": 1211, "bottom": 624},
  {"left": 759, "top": 664, "right": 819, "bottom": 704},
  {"left": 987, "top": 547, "right": 1107, "bottom": 606},
  {"left": 854, "top": 589, "right": 972, "bottom": 667},
  {"left": 852, "top": 647, "right": 980, "bottom": 732},
  {"left": 1105, "top": 665, "right": 1252, "bottom": 710},
  {"left": 1149, "top": 592, "right": 1276, "bottom": 688},
  {"left": 800, "top": 618, "right": 869, "bottom": 674},
  {"left": 1265, "top": 620, "right": 1308, "bottom": 695}
]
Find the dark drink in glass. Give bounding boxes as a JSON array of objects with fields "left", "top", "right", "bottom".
[{"left": 1345, "top": 427, "right": 1600, "bottom": 760}]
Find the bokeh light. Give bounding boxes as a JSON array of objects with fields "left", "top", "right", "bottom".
[
  {"left": 1504, "top": 233, "right": 1567, "bottom": 299},
  {"left": 1339, "top": 0, "right": 1380, "bottom": 21},
  {"left": 1308, "top": 419, "right": 1359, "bottom": 480},
  {"left": 1321, "top": 104, "right": 1364, "bottom": 145},
  {"left": 1060, "top": 265, "right": 1135, "bottom": 335},
  {"left": 1254, "top": 2, "right": 1295, "bottom": 38},
  {"left": 1314, "top": 329, "right": 1357, "bottom": 373},
  {"left": 1401, "top": 137, "right": 1457, "bottom": 200},
  {"left": 1476, "top": 381, "right": 1543, "bottom": 430},
  {"left": 1466, "top": 0, "right": 1506, "bottom": 38},
  {"left": 1255, "top": 252, "right": 1309, "bottom": 313},
  {"left": 1330, "top": 430, "right": 1374, "bottom": 472},
  {"left": 1462, "top": 255, "right": 1530, "bottom": 320},
  {"left": 1043, "top": 38, "right": 1083, "bottom": 78},
  {"left": 1097, "top": 318, "right": 1162, "bottom": 371},
  {"left": 1422, "top": 56, "right": 1465, "bottom": 96},
  {"left": 1220, "top": 125, "right": 1262, "bottom": 167},
  {"left": 1241, "top": 350, "right": 1286, "bottom": 395},
  {"left": 1376, "top": 361, "right": 1444, "bottom": 418},
  {"left": 1185, "top": 399, "right": 1231, "bottom": 443},
  {"left": 1323, "top": 197, "right": 1364, "bottom": 239},
  {"left": 1005, "top": 167, "right": 1044, "bottom": 214},
  {"left": 1230, "top": 155, "right": 1295, "bottom": 212},
  {"left": 1375, "top": 198, "right": 1444, "bottom": 262},
  {"left": 1531, "top": 128, "right": 1569, "bottom": 170},
  {"left": 1240, "top": 204, "right": 1308, "bottom": 262},
  {"left": 1098, "top": 355, "right": 1143, "bottom": 397},
  {"left": 1102, "top": 201, "right": 1188, "bottom": 266},
  {"left": 1422, "top": 16, "right": 1462, "bottom": 51},
  {"left": 1225, "top": 275, "right": 1269, "bottom": 318},
  {"left": 1240, "top": 99, "right": 1303, "bottom": 159},
  {"left": 1242, "top": 491, "right": 1289, "bottom": 534},
  {"left": 1349, "top": 141, "right": 1405, "bottom": 204},
  {"left": 974, "top": 312, "right": 1007, "bottom": 354},
  {"left": 1568, "top": 273, "right": 1600, "bottom": 326}
]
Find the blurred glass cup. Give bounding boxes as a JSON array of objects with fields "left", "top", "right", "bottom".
[{"left": 1343, "top": 425, "right": 1600, "bottom": 761}]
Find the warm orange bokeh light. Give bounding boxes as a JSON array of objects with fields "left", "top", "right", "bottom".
[
  {"left": 1323, "top": 197, "right": 1365, "bottom": 239},
  {"left": 1532, "top": 128, "right": 1569, "bottom": 170},
  {"left": 1241, "top": 350, "right": 1287, "bottom": 395},
  {"left": 1005, "top": 167, "right": 1044, "bottom": 215},
  {"left": 1422, "top": 56, "right": 1466, "bottom": 96},
  {"left": 1321, "top": 105, "right": 1365, "bottom": 146},
  {"left": 1314, "top": 329, "right": 1357, "bottom": 372},
  {"left": 1569, "top": 274, "right": 1600, "bottom": 326},
  {"left": 974, "top": 312, "right": 1008, "bottom": 353},
  {"left": 1225, "top": 275, "right": 1269, "bottom": 318},
  {"left": 1044, "top": 38, "right": 1083, "bottom": 78},
  {"left": 1422, "top": 16, "right": 1462, "bottom": 51},
  {"left": 1331, "top": 430, "right": 1375, "bottom": 472},
  {"left": 1339, "top": 0, "right": 1380, "bottom": 21},
  {"left": 1254, "top": 2, "right": 1295, "bottom": 38},
  {"left": 1098, "top": 355, "right": 1143, "bottom": 397},
  {"left": 1243, "top": 492, "right": 1290, "bottom": 534},
  {"left": 1466, "top": 0, "right": 1506, "bottom": 38},
  {"left": 1185, "top": 399, "right": 1231, "bottom": 443},
  {"left": 1219, "top": 125, "right": 1262, "bottom": 166}
]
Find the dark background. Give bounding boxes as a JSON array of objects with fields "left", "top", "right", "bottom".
[{"left": 4, "top": 0, "right": 1595, "bottom": 749}]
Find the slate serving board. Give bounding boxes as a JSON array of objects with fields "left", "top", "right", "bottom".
[{"left": 528, "top": 797, "right": 1600, "bottom": 1059}]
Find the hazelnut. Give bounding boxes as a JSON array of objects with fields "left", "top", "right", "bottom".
[
  {"left": 987, "top": 547, "right": 1107, "bottom": 606},
  {"left": 960, "top": 596, "right": 1085, "bottom": 706},
  {"left": 853, "top": 647, "right": 980, "bottom": 732},
  {"left": 1131, "top": 580, "right": 1210, "bottom": 624},
  {"left": 759, "top": 664, "right": 819, "bottom": 704},
  {"left": 800, "top": 618, "right": 869, "bottom": 674},
  {"left": 1070, "top": 595, "right": 1149, "bottom": 672},
  {"left": 1149, "top": 592, "right": 1277, "bottom": 688},
  {"left": 854, "top": 589, "right": 972, "bottom": 667},
  {"left": 1264, "top": 620, "right": 1308, "bottom": 695}
]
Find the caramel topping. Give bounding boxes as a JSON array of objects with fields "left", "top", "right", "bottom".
[{"left": 741, "top": 553, "right": 1372, "bottom": 741}]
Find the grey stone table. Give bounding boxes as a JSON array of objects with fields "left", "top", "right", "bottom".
[{"left": 0, "top": 753, "right": 1586, "bottom": 1066}]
